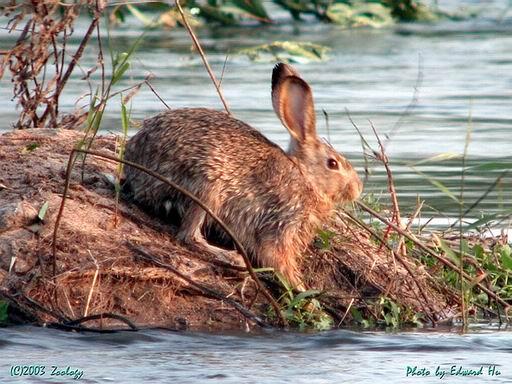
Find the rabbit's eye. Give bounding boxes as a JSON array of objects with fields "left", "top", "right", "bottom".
[{"left": 327, "top": 158, "right": 339, "bottom": 170}]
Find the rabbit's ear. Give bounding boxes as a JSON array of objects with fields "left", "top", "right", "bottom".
[
  {"left": 271, "top": 63, "right": 301, "bottom": 119},
  {"left": 272, "top": 74, "right": 316, "bottom": 144}
]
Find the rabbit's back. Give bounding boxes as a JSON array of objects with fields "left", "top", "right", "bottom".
[{"left": 124, "top": 108, "right": 303, "bottom": 221}]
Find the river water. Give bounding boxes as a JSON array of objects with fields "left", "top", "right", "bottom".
[
  {"left": 1, "top": 325, "right": 511, "bottom": 383},
  {"left": 0, "top": 1, "right": 511, "bottom": 382}
]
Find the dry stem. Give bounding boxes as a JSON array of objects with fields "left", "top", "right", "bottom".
[{"left": 174, "top": 0, "right": 231, "bottom": 115}]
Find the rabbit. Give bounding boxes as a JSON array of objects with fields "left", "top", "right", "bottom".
[{"left": 123, "top": 63, "right": 362, "bottom": 291}]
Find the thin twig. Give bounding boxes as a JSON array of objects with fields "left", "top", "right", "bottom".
[
  {"left": 385, "top": 53, "right": 423, "bottom": 147},
  {"left": 405, "top": 200, "right": 424, "bottom": 232},
  {"left": 459, "top": 105, "right": 473, "bottom": 327},
  {"left": 145, "top": 79, "right": 171, "bottom": 110},
  {"left": 64, "top": 312, "right": 138, "bottom": 330},
  {"left": 338, "top": 298, "right": 354, "bottom": 327},
  {"left": 40, "top": 7, "right": 101, "bottom": 124},
  {"left": 370, "top": 121, "right": 406, "bottom": 257},
  {"left": 345, "top": 108, "right": 373, "bottom": 185},
  {"left": 84, "top": 251, "right": 99, "bottom": 318},
  {"left": 174, "top": 0, "right": 231, "bottom": 115},
  {"left": 219, "top": 52, "right": 229, "bottom": 87},
  {"left": 21, "top": 293, "right": 70, "bottom": 323},
  {"left": 448, "top": 170, "right": 509, "bottom": 230}
]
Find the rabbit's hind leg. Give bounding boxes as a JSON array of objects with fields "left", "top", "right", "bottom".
[
  {"left": 177, "top": 203, "right": 240, "bottom": 264},
  {"left": 258, "top": 241, "right": 307, "bottom": 292}
]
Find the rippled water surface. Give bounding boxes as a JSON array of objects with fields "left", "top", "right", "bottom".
[
  {"left": 1, "top": 3, "right": 511, "bottom": 382},
  {"left": 1, "top": 325, "right": 511, "bottom": 383}
]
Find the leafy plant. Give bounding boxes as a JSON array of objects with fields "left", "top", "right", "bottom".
[
  {"left": 350, "top": 307, "right": 375, "bottom": 328},
  {"left": 267, "top": 272, "right": 333, "bottom": 330},
  {"left": 377, "top": 297, "right": 423, "bottom": 328}
]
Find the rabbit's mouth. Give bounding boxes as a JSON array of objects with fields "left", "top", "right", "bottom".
[{"left": 343, "top": 174, "right": 363, "bottom": 202}]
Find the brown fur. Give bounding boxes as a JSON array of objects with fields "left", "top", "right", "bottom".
[{"left": 124, "top": 63, "right": 362, "bottom": 290}]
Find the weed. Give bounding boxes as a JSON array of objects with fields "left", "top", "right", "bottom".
[{"left": 262, "top": 271, "right": 333, "bottom": 330}]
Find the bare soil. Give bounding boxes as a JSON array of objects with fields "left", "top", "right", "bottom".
[{"left": 0, "top": 129, "right": 455, "bottom": 331}]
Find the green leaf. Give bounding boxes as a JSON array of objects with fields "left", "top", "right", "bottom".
[
  {"left": 350, "top": 307, "right": 363, "bottom": 323},
  {"left": 385, "top": 0, "right": 439, "bottom": 21},
  {"left": 38, "top": 201, "right": 49, "bottom": 221},
  {"left": 274, "top": 271, "right": 294, "bottom": 300},
  {"left": 289, "top": 289, "right": 321, "bottom": 308},
  {"left": 475, "top": 292, "right": 488, "bottom": 304},
  {"left": 410, "top": 167, "right": 460, "bottom": 203},
  {"left": 121, "top": 102, "right": 129, "bottom": 135},
  {"left": 112, "top": 62, "right": 130, "bottom": 86},
  {"left": 113, "top": 8, "right": 125, "bottom": 23},
  {"left": 466, "top": 210, "right": 512, "bottom": 230},
  {"left": 408, "top": 152, "right": 460, "bottom": 167},
  {"left": 460, "top": 239, "right": 470, "bottom": 255},
  {"left": 314, "top": 314, "right": 333, "bottom": 330},
  {"left": 316, "top": 229, "right": 336, "bottom": 250},
  {"left": 113, "top": 52, "right": 128, "bottom": 69},
  {"left": 196, "top": 4, "right": 237, "bottom": 25},
  {"left": 126, "top": 4, "right": 157, "bottom": 27},
  {"left": 501, "top": 245, "right": 512, "bottom": 271},
  {"left": 24, "top": 142, "right": 39, "bottom": 152},
  {"left": 438, "top": 239, "right": 460, "bottom": 264},
  {"left": 472, "top": 244, "right": 484, "bottom": 259}
]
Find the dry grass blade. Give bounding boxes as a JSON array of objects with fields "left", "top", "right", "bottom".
[
  {"left": 369, "top": 121, "right": 406, "bottom": 257},
  {"left": 174, "top": 0, "right": 231, "bottom": 115}
]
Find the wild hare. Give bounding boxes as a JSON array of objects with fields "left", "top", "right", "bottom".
[{"left": 124, "top": 63, "right": 362, "bottom": 291}]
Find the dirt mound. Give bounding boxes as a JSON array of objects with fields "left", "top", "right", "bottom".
[{"left": 0, "top": 129, "right": 455, "bottom": 331}]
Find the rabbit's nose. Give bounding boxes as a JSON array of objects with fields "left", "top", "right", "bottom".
[{"left": 348, "top": 174, "right": 363, "bottom": 201}]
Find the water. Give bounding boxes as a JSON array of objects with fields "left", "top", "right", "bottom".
[
  {"left": 0, "top": 325, "right": 511, "bottom": 383},
  {"left": 0, "top": 1, "right": 511, "bottom": 220},
  {"left": 1, "top": 3, "right": 512, "bottom": 382}
]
